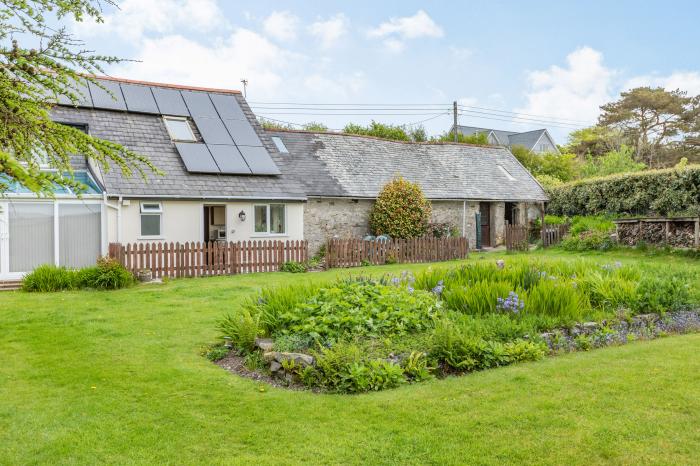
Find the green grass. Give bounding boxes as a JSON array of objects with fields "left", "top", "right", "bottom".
[{"left": 1, "top": 250, "right": 699, "bottom": 464}]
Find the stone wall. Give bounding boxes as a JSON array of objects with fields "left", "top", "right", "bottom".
[
  {"left": 304, "top": 197, "right": 530, "bottom": 254},
  {"left": 304, "top": 198, "right": 374, "bottom": 255}
]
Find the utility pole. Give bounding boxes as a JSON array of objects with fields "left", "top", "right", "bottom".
[
  {"left": 453, "top": 101, "right": 458, "bottom": 142},
  {"left": 240, "top": 79, "right": 248, "bottom": 98}
]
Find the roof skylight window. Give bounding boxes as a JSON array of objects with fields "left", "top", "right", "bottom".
[
  {"left": 498, "top": 165, "right": 516, "bottom": 181},
  {"left": 271, "top": 136, "right": 288, "bottom": 153},
  {"left": 163, "top": 116, "right": 196, "bottom": 142}
]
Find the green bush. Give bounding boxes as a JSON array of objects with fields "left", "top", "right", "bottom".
[
  {"left": 560, "top": 230, "right": 615, "bottom": 252},
  {"left": 343, "top": 121, "right": 411, "bottom": 142},
  {"left": 203, "top": 344, "right": 230, "bottom": 362},
  {"left": 218, "top": 310, "right": 261, "bottom": 353},
  {"left": 569, "top": 216, "right": 615, "bottom": 236},
  {"left": 443, "top": 280, "right": 514, "bottom": 316},
  {"left": 276, "top": 279, "right": 440, "bottom": 341},
  {"left": 369, "top": 176, "right": 432, "bottom": 239},
  {"left": 301, "top": 342, "right": 405, "bottom": 393},
  {"left": 280, "top": 261, "right": 307, "bottom": 273},
  {"left": 547, "top": 165, "right": 700, "bottom": 217},
  {"left": 22, "top": 265, "right": 78, "bottom": 292},
  {"left": 79, "top": 257, "right": 134, "bottom": 290},
  {"left": 247, "top": 283, "right": 322, "bottom": 333},
  {"left": 634, "top": 274, "right": 692, "bottom": 314}
]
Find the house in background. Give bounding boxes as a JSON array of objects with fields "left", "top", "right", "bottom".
[
  {"left": 0, "top": 77, "right": 304, "bottom": 280},
  {"left": 452, "top": 125, "right": 560, "bottom": 154},
  {"left": 267, "top": 130, "right": 548, "bottom": 254}
]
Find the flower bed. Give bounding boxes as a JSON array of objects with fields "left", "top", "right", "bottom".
[{"left": 210, "top": 258, "right": 699, "bottom": 393}]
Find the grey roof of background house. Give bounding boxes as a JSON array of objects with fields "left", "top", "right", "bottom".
[
  {"left": 268, "top": 130, "right": 548, "bottom": 202},
  {"left": 454, "top": 125, "right": 555, "bottom": 152},
  {"left": 51, "top": 78, "right": 306, "bottom": 199}
]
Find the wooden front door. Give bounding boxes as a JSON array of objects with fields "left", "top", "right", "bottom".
[{"left": 480, "top": 203, "right": 491, "bottom": 247}]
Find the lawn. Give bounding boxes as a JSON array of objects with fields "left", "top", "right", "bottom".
[{"left": 1, "top": 249, "right": 699, "bottom": 465}]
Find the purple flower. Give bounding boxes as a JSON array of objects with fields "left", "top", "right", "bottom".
[
  {"left": 497, "top": 291, "right": 525, "bottom": 314},
  {"left": 432, "top": 280, "right": 444, "bottom": 296}
]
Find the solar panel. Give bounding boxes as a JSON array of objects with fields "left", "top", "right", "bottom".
[
  {"left": 88, "top": 80, "right": 127, "bottom": 110},
  {"left": 209, "top": 93, "right": 246, "bottom": 120},
  {"left": 121, "top": 83, "right": 159, "bottom": 114},
  {"left": 56, "top": 77, "right": 93, "bottom": 107},
  {"left": 175, "top": 142, "right": 220, "bottom": 173},
  {"left": 238, "top": 146, "right": 281, "bottom": 175},
  {"left": 181, "top": 91, "right": 218, "bottom": 117},
  {"left": 152, "top": 87, "right": 189, "bottom": 116},
  {"left": 193, "top": 116, "right": 234, "bottom": 145},
  {"left": 223, "top": 119, "right": 263, "bottom": 147},
  {"left": 207, "top": 144, "right": 252, "bottom": 174}
]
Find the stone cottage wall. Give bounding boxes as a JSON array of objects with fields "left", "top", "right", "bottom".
[{"left": 305, "top": 197, "right": 485, "bottom": 255}]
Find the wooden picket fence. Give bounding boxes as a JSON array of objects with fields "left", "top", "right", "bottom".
[
  {"left": 542, "top": 224, "right": 569, "bottom": 247},
  {"left": 108, "top": 240, "right": 307, "bottom": 278},
  {"left": 505, "top": 223, "right": 530, "bottom": 251},
  {"left": 326, "top": 237, "right": 469, "bottom": 268}
]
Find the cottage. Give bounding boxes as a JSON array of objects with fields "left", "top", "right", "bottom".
[
  {"left": 267, "top": 130, "right": 548, "bottom": 254},
  {"left": 0, "top": 77, "right": 304, "bottom": 279},
  {"left": 0, "top": 76, "right": 548, "bottom": 280}
]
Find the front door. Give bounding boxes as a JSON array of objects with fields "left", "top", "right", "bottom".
[{"left": 479, "top": 203, "right": 491, "bottom": 247}]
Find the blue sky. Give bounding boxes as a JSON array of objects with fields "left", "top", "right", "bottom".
[{"left": 70, "top": 0, "right": 700, "bottom": 142}]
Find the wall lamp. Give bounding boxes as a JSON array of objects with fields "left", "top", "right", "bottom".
[{"left": 238, "top": 210, "right": 246, "bottom": 222}]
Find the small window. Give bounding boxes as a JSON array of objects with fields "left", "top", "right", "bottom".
[
  {"left": 271, "top": 136, "right": 288, "bottom": 153},
  {"left": 498, "top": 165, "right": 516, "bottom": 181},
  {"left": 540, "top": 144, "right": 547, "bottom": 152},
  {"left": 140, "top": 202, "right": 162, "bottom": 237},
  {"left": 163, "top": 116, "right": 196, "bottom": 142},
  {"left": 59, "top": 122, "right": 89, "bottom": 134},
  {"left": 254, "top": 204, "right": 286, "bottom": 235}
]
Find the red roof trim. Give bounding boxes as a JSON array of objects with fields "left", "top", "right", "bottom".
[{"left": 88, "top": 75, "right": 242, "bottom": 95}]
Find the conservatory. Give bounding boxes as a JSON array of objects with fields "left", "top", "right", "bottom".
[{"left": 0, "top": 171, "right": 105, "bottom": 279}]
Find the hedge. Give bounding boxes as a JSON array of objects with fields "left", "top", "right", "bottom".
[{"left": 547, "top": 165, "right": 700, "bottom": 217}]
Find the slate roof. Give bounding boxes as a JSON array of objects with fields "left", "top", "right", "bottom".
[
  {"left": 51, "top": 78, "right": 306, "bottom": 200},
  {"left": 454, "top": 125, "right": 557, "bottom": 153},
  {"left": 268, "top": 130, "right": 548, "bottom": 202}
]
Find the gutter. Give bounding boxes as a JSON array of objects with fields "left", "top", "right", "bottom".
[{"left": 104, "top": 193, "right": 307, "bottom": 202}]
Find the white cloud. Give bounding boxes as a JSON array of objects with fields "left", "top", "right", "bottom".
[
  {"left": 449, "top": 46, "right": 473, "bottom": 61},
  {"left": 303, "top": 72, "right": 366, "bottom": 99},
  {"left": 516, "top": 46, "right": 613, "bottom": 126},
  {"left": 112, "top": 30, "right": 300, "bottom": 99},
  {"left": 262, "top": 11, "right": 299, "bottom": 42},
  {"left": 308, "top": 14, "right": 348, "bottom": 49},
  {"left": 623, "top": 71, "right": 700, "bottom": 95},
  {"left": 369, "top": 10, "right": 444, "bottom": 39},
  {"left": 368, "top": 10, "right": 443, "bottom": 53},
  {"left": 73, "top": 0, "right": 226, "bottom": 42}
]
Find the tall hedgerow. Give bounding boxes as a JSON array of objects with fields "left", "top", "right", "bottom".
[
  {"left": 370, "top": 177, "right": 432, "bottom": 238},
  {"left": 547, "top": 165, "right": 700, "bottom": 217}
]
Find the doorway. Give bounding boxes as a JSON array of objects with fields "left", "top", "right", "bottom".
[
  {"left": 505, "top": 202, "right": 516, "bottom": 225},
  {"left": 479, "top": 203, "right": 491, "bottom": 247},
  {"left": 203, "top": 205, "right": 227, "bottom": 243}
]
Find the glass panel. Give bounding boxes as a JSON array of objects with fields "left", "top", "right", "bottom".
[
  {"left": 254, "top": 206, "right": 267, "bottom": 233},
  {"left": 59, "top": 203, "right": 101, "bottom": 268},
  {"left": 141, "top": 214, "right": 161, "bottom": 236},
  {"left": 164, "top": 118, "right": 195, "bottom": 141},
  {"left": 9, "top": 203, "right": 54, "bottom": 272},
  {"left": 270, "top": 204, "right": 285, "bottom": 234},
  {"left": 141, "top": 203, "right": 162, "bottom": 213}
]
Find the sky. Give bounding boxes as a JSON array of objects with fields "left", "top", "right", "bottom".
[{"left": 68, "top": 0, "right": 700, "bottom": 142}]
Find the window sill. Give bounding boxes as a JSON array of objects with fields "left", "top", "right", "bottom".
[
  {"left": 137, "top": 236, "right": 164, "bottom": 241},
  {"left": 251, "top": 234, "right": 289, "bottom": 238}
]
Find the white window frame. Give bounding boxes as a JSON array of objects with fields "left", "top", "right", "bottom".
[
  {"left": 252, "top": 203, "right": 287, "bottom": 236},
  {"left": 163, "top": 116, "right": 196, "bottom": 142},
  {"left": 271, "top": 136, "right": 289, "bottom": 153},
  {"left": 139, "top": 202, "right": 163, "bottom": 239}
]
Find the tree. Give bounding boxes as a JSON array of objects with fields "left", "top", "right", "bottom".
[
  {"left": 598, "top": 87, "right": 694, "bottom": 166},
  {"left": 303, "top": 121, "right": 328, "bottom": 132},
  {"left": 369, "top": 177, "right": 432, "bottom": 238},
  {"left": 510, "top": 145, "right": 579, "bottom": 183},
  {"left": 0, "top": 0, "right": 158, "bottom": 195},
  {"left": 565, "top": 125, "right": 625, "bottom": 158},
  {"left": 579, "top": 145, "right": 646, "bottom": 178},
  {"left": 343, "top": 121, "right": 411, "bottom": 141},
  {"left": 436, "top": 131, "right": 490, "bottom": 145}
]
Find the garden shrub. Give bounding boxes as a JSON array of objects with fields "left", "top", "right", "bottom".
[
  {"left": 524, "top": 280, "right": 586, "bottom": 323},
  {"left": 369, "top": 176, "right": 432, "bottom": 239},
  {"left": 634, "top": 274, "right": 691, "bottom": 314},
  {"left": 560, "top": 230, "right": 615, "bottom": 252},
  {"left": 547, "top": 165, "right": 700, "bottom": 217},
  {"left": 22, "top": 265, "right": 78, "bottom": 292},
  {"left": 79, "top": 257, "right": 134, "bottom": 290},
  {"left": 275, "top": 279, "right": 440, "bottom": 341},
  {"left": 218, "top": 310, "right": 261, "bottom": 352},
  {"left": 280, "top": 261, "right": 307, "bottom": 273},
  {"left": 442, "top": 280, "right": 514, "bottom": 316},
  {"left": 301, "top": 342, "right": 405, "bottom": 393}
]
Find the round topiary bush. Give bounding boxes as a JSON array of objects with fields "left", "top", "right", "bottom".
[{"left": 369, "top": 176, "right": 432, "bottom": 238}]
